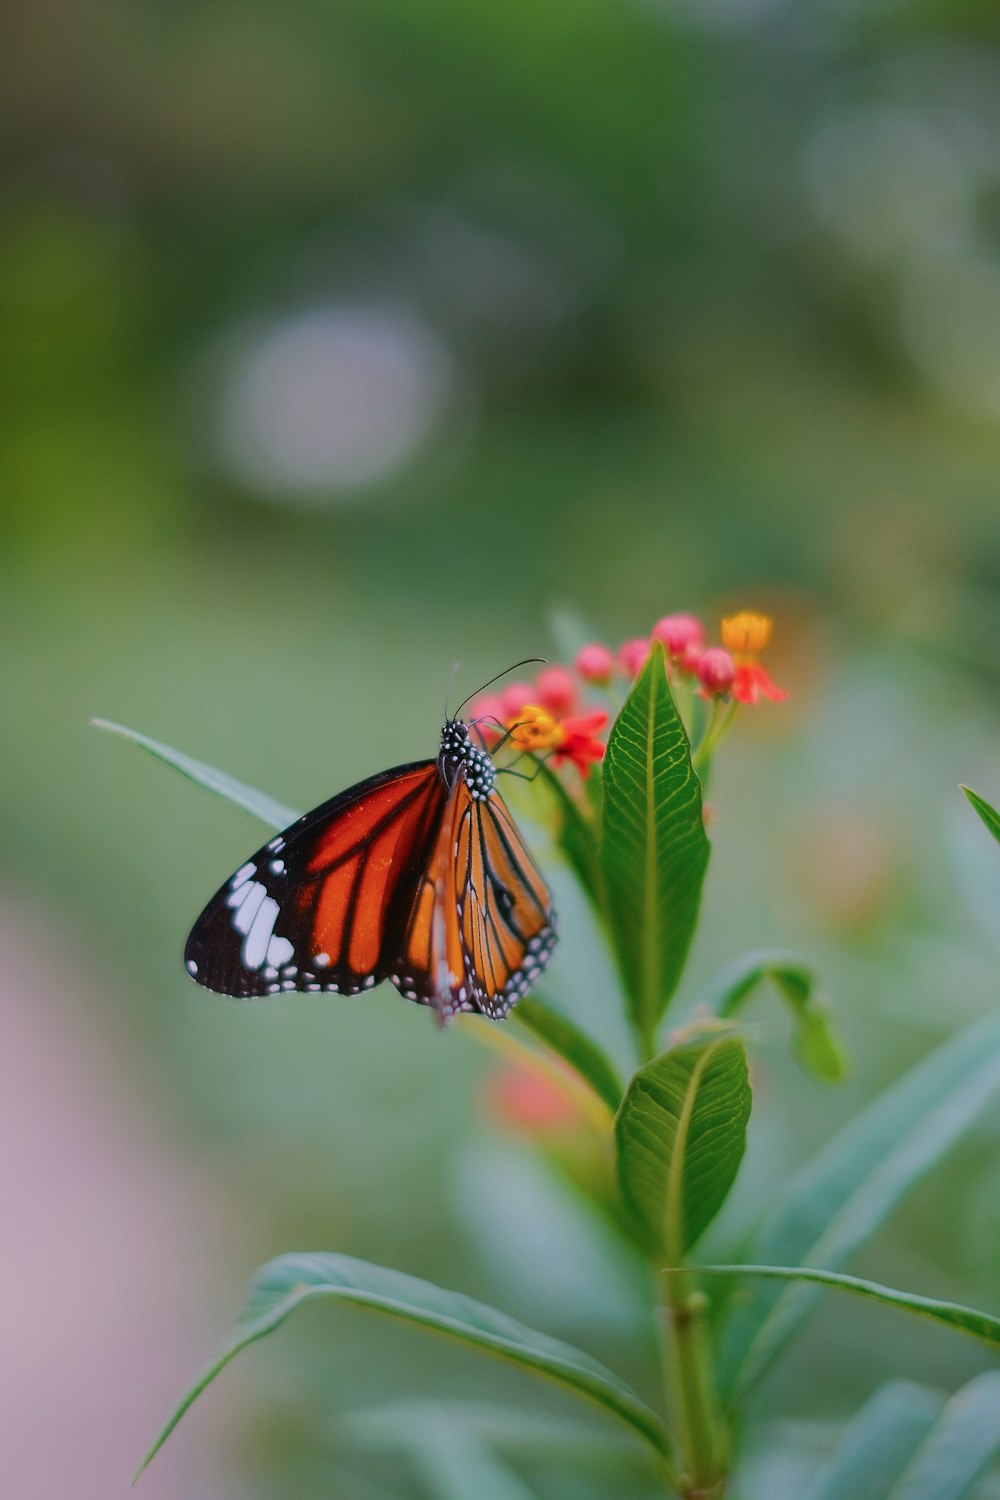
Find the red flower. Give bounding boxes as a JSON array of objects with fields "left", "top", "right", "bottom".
[
  {"left": 732, "top": 663, "right": 788, "bottom": 704},
  {"left": 550, "top": 711, "right": 608, "bottom": 778},
  {"left": 575, "top": 642, "right": 614, "bottom": 685},
  {"left": 720, "top": 611, "right": 788, "bottom": 705},
  {"left": 484, "top": 1060, "right": 581, "bottom": 1133}
]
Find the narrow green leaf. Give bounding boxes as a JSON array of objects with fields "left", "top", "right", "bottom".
[
  {"left": 802, "top": 1381, "right": 946, "bottom": 1500},
  {"left": 135, "top": 1252, "right": 674, "bottom": 1481},
  {"left": 701, "top": 948, "right": 845, "bottom": 1081},
  {"left": 601, "top": 642, "right": 710, "bottom": 1039},
  {"left": 532, "top": 759, "right": 604, "bottom": 914},
  {"left": 93, "top": 719, "right": 300, "bottom": 829},
  {"left": 700, "top": 1266, "right": 1000, "bottom": 1354},
  {"left": 717, "top": 1013, "right": 1000, "bottom": 1404},
  {"left": 961, "top": 785, "right": 1000, "bottom": 848},
  {"left": 615, "top": 1033, "right": 751, "bottom": 1259},
  {"left": 340, "top": 1401, "right": 656, "bottom": 1491},
  {"left": 342, "top": 1400, "right": 641, "bottom": 1459},
  {"left": 890, "top": 1372, "right": 1000, "bottom": 1500},
  {"left": 514, "top": 996, "right": 623, "bottom": 1113},
  {"left": 410, "top": 1419, "right": 540, "bottom": 1500}
]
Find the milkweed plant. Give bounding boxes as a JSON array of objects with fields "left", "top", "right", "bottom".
[{"left": 102, "top": 610, "right": 1000, "bottom": 1500}]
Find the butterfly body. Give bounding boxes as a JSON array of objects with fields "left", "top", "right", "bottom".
[{"left": 185, "top": 719, "right": 556, "bottom": 1021}]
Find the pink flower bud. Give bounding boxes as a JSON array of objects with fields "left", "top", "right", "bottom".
[
  {"left": 467, "top": 694, "right": 505, "bottom": 743},
  {"left": 678, "top": 642, "right": 704, "bottom": 675},
  {"left": 651, "top": 613, "right": 704, "bottom": 657},
  {"left": 575, "top": 642, "right": 615, "bottom": 685},
  {"left": 697, "top": 648, "right": 736, "bottom": 697},
  {"left": 535, "top": 665, "right": 577, "bottom": 717},
  {"left": 618, "top": 637, "right": 650, "bottom": 678},
  {"left": 499, "top": 682, "right": 535, "bottom": 720}
]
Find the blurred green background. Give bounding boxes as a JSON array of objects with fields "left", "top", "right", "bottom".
[{"left": 3, "top": 1, "right": 1000, "bottom": 1495}]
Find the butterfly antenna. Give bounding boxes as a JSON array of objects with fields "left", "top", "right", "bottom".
[
  {"left": 452, "top": 658, "right": 547, "bottom": 720},
  {"left": 444, "top": 660, "right": 463, "bottom": 722}
]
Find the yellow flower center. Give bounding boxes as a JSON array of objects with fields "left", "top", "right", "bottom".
[
  {"left": 721, "top": 610, "right": 772, "bottom": 657},
  {"left": 507, "top": 705, "right": 565, "bottom": 752}
]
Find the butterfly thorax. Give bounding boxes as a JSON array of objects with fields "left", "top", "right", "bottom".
[{"left": 438, "top": 719, "right": 496, "bottom": 801}]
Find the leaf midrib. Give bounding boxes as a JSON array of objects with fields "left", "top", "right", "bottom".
[
  {"left": 642, "top": 668, "right": 661, "bottom": 1031},
  {"left": 664, "top": 1043, "right": 717, "bottom": 1264}
]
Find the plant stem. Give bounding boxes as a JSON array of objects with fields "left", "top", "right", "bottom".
[
  {"left": 660, "top": 1268, "right": 725, "bottom": 1497},
  {"left": 636, "top": 1015, "right": 659, "bottom": 1064},
  {"left": 691, "top": 701, "right": 738, "bottom": 772}
]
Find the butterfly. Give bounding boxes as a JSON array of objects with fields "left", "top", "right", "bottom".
[{"left": 184, "top": 690, "right": 557, "bottom": 1022}]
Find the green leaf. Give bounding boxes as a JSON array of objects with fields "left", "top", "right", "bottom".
[
  {"left": 961, "top": 785, "right": 1000, "bottom": 848},
  {"left": 135, "top": 1252, "right": 674, "bottom": 1481},
  {"left": 717, "top": 1013, "right": 1000, "bottom": 1404},
  {"left": 699, "top": 1266, "right": 1000, "bottom": 1355},
  {"left": 701, "top": 948, "right": 845, "bottom": 1081},
  {"left": 615, "top": 1033, "right": 751, "bottom": 1259},
  {"left": 890, "top": 1372, "right": 1000, "bottom": 1500},
  {"left": 342, "top": 1400, "right": 641, "bottom": 1460},
  {"left": 532, "top": 759, "right": 604, "bottom": 914},
  {"left": 514, "top": 996, "right": 623, "bottom": 1112},
  {"left": 409, "top": 1419, "right": 541, "bottom": 1500},
  {"left": 93, "top": 719, "right": 300, "bottom": 830},
  {"left": 802, "top": 1381, "right": 946, "bottom": 1500},
  {"left": 601, "top": 642, "right": 710, "bottom": 1042}
]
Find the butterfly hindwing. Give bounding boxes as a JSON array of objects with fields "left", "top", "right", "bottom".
[{"left": 394, "top": 773, "right": 557, "bottom": 1019}]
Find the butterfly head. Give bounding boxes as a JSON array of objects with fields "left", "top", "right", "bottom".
[{"left": 439, "top": 718, "right": 496, "bottom": 801}]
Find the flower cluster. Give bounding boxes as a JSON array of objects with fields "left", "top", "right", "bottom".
[{"left": 469, "top": 610, "right": 787, "bottom": 778}]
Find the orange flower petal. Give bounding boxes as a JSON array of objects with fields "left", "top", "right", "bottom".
[{"left": 722, "top": 611, "right": 773, "bottom": 656}]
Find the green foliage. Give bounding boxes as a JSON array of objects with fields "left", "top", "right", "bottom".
[
  {"left": 113, "top": 688, "right": 1000, "bottom": 1498},
  {"left": 701, "top": 1265, "right": 1000, "bottom": 1356},
  {"left": 533, "top": 759, "right": 605, "bottom": 915},
  {"left": 803, "top": 1372, "right": 1000, "bottom": 1500},
  {"left": 601, "top": 643, "right": 710, "bottom": 1047},
  {"left": 615, "top": 1033, "right": 751, "bottom": 1260},
  {"left": 93, "top": 719, "right": 300, "bottom": 829},
  {"left": 702, "top": 948, "right": 846, "bottom": 1081},
  {"left": 717, "top": 1012, "right": 1000, "bottom": 1403},
  {"left": 803, "top": 1382, "right": 947, "bottom": 1500},
  {"left": 408, "top": 1419, "right": 542, "bottom": 1500},
  {"left": 136, "top": 1252, "right": 675, "bottom": 1481},
  {"left": 961, "top": 784, "right": 1000, "bottom": 847},
  {"left": 514, "top": 996, "right": 623, "bottom": 1112},
  {"left": 889, "top": 1373, "right": 1000, "bottom": 1500}
]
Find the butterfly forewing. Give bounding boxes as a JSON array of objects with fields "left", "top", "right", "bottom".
[{"left": 184, "top": 761, "right": 443, "bottom": 998}]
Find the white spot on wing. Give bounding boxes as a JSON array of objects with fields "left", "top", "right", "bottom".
[
  {"left": 243, "top": 895, "right": 279, "bottom": 969},
  {"left": 314, "top": 952, "right": 330, "bottom": 967},
  {"left": 267, "top": 935, "right": 294, "bottom": 968},
  {"left": 231, "top": 862, "right": 256, "bottom": 889},
  {"left": 232, "top": 881, "right": 266, "bottom": 933}
]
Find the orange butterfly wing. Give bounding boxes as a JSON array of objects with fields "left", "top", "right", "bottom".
[
  {"left": 186, "top": 755, "right": 556, "bottom": 1018},
  {"left": 395, "top": 771, "right": 556, "bottom": 1019},
  {"left": 185, "top": 762, "right": 444, "bottom": 998}
]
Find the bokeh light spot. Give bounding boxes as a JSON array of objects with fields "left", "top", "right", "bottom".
[{"left": 216, "top": 303, "right": 456, "bottom": 501}]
